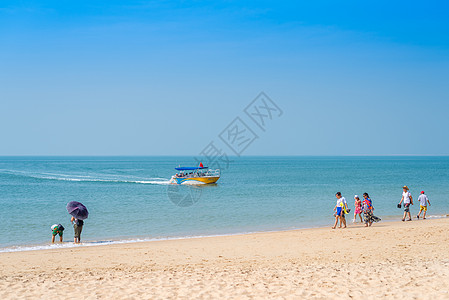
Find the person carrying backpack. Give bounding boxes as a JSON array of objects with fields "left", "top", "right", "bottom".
[{"left": 71, "top": 217, "right": 84, "bottom": 243}]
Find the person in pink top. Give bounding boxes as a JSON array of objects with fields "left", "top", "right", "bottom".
[{"left": 353, "top": 195, "right": 363, "bottom": 223}]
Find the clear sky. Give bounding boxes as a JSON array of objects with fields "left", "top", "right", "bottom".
[{"left": 1, "top": 1, "right": 448, "bottom": 156}]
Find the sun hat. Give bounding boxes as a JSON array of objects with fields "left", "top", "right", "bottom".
[
  {"left": 421, "top": 191, "right": 425, "bottom": 194},
  {"left": 354, "top": 195, "right": 359, "bottom": 199},
  {"left": 403, "top": 186, "right": 409, "bottom": 190}
]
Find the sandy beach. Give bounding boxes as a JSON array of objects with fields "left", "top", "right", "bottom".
[{"left": 1, "top": 218, "right": 449, "bottom": 299}]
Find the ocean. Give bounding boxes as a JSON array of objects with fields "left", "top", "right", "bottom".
[{"left": 1, "top": 156, "right": 448, "bottom": 252}]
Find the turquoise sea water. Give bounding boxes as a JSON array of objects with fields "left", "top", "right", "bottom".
[{"left": 1, "top": 156, "right": 448, "bottom": 252}]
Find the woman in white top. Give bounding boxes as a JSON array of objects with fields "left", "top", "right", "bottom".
[{"left": 398, "top": 185, "right": 413, "bottom": 221}]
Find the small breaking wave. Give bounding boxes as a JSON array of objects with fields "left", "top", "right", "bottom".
[
  {"left": 0, "top": 215, "right": 448, "bottom": 253},
  {"left": 0, "top": 234, "right": 238, "bottom": 253}
]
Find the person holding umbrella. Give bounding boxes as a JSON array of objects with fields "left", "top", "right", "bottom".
[
  {"left": 71, "top": 217, "right": 84, "bottom": 243},
  {"left": 67, "top": 201, "right": 89, "bottom": 244}
]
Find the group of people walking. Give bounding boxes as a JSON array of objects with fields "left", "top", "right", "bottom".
[
  {"left": 398, "top": 186, "right": 431, "bottom": 221},
  {"left": 332, "top": 192, "right": 381, "bottom": 229},
  {"left": 332, "top": 186, "right": 431, "bottom": 229}
]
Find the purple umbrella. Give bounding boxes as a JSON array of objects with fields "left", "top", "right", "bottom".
[{"left": 66, "top": 201, "right": 89, "bottom": 220}]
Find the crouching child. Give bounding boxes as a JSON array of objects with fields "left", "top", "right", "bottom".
[{"left": 51, "top": 224, "right": 65, "bottom": 243}]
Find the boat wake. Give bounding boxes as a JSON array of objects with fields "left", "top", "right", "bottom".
[{"left": 0, "top": 169, "right": 171, "bottom": 185}]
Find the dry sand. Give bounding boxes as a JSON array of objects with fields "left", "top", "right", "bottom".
[{"left": 1, "top": 218, "right": 449, "bottom": 299}]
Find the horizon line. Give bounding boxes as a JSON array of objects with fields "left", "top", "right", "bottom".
[{"left": 1, "top": 154, "right": 449, "bottom": 157}]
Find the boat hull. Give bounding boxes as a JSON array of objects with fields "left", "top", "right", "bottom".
[{"left": 170, "top": 176, "right": 220, "bottom": 185}]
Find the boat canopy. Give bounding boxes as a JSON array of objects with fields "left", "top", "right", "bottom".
[{"left": 175, "top": 166, "right": 208, "bottom": 171}]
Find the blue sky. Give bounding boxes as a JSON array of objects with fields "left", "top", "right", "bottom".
[{"left": 1, "top": 1, "right": 448, "bottom": 155}]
